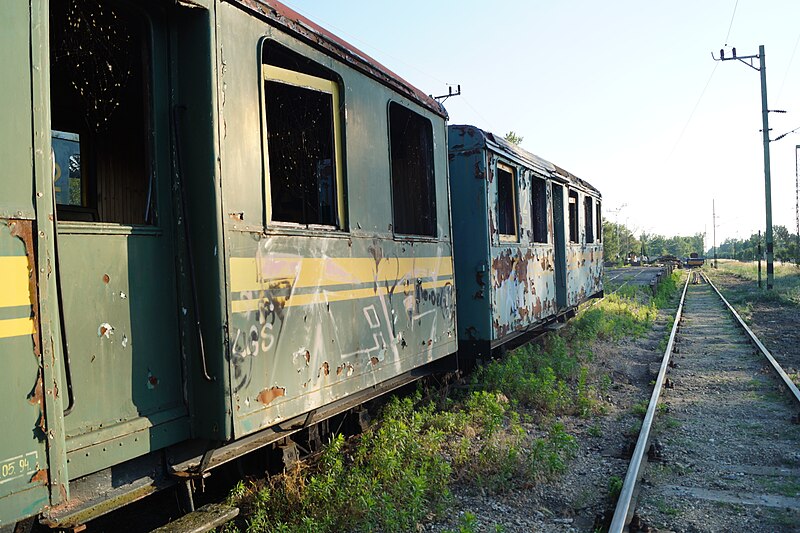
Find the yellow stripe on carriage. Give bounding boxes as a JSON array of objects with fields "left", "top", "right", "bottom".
[
  {"left": 231, "top": 278, "right": 453, "bottom": 314},
  {"left": 229, "top": 256, "right": 454, "bottom": 293},
  {"left": 0, "top": 317, "right": 35, "bottom": 339},
  {"left": 0, "top": 256, "right": 32, "bottom": 308}
]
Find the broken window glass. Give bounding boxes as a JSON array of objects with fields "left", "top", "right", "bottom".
[
  {"left": 261, "top": 43, "right": 343, "bottom": 229},
  {"left": 497, "top": 163, "right": 518, "bottom": 240},
  {"left": 596, "top": 200, "right": 602, "bottom": 242},
  {"left": 531, "top": 176, "right": 547, "bottom": 243},
  {"left": 568, "top": 190, "right": 579, "bottom": 243},
  {"left": 49, "top": 0, "right": 151, "bottom": 224},
  {"left": 584, "top": 196, "right": 594, "bottom": 243},
  {"left": 389, "top": 103, "right": 436, "bottom": 237}
]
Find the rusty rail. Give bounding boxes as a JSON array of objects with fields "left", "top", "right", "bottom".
[{"left": 608, "top": 270, "right": 690, "bottom": 532}]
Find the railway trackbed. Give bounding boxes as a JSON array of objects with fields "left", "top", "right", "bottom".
[{"left": 610, "top": 272, "right": 800, "bottom": 532}]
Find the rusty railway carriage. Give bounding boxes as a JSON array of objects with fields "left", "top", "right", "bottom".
[
  {"left": 1, "top": 0, "right": 457, "bottom": 528},
  {"left": 448, "top": 126, "right": 603, "bottom": 358}
]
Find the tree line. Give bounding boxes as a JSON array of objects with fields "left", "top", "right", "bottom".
[
  {"left": 601, "top": 221, "right": 800, "bottom": 265},
  {"left": 710, "top": 225, "right": 800, "bottom": 263}
]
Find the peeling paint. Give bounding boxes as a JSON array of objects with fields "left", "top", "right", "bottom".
[
  {"left": 97, "top": 323, "right": 114, "bottom": 338},
  {"left": 256, "top": 386, "right": 285, "bottom": 405},
  {"left": 30, "top": 469, "right": 48, "bottom": 484}
]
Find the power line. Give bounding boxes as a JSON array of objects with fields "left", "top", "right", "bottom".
[
  {"left": 775, "top": 31, "right": 800, "bottom": 107},
  {"left": 665, "top": 62, "right": 718, "bottom": 162},
  {"left": 723, "top": 0, "right": 739, "bottom": 45},
  {"left": 665, "top": 0, "right": 739, "bottom": 163}
]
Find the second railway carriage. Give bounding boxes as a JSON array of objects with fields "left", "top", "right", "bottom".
[
  {"left": 448, "top": 125, "right": 603, "bottom": 358},
  {"left": 0, "top": 0, "right": 456, "bottom": 528}
]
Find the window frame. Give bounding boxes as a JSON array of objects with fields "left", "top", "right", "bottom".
[
  {"left": 596, "top": 200, "right": 602, "bottom": 242},
  {"left": 530, "top": 174, "right": 548, "bottom": 244},
  {"left": 567, "top": 189, "right": 579, "bottom": 244},
  {"left": 496, "top": 161, "right": 519, "bottom": 243},
  {"left": 584, "top": 195, "right": 594, "bottom": 244},
  {"left": 261, "top": 63, "right": 346, "bottom": 230},
  {"left": 387, "top": 101, "right": 437, "bottom": 238}
]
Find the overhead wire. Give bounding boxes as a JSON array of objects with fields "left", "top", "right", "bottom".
[
  {"left": 664, "top": 0, "right": 740, "bottom": 163},
  {"left": 775, "top": 31, "right": 800, "bottom": 108}
]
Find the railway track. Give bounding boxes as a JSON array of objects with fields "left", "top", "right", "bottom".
[{"left": 610, "top": 271, "right": 800, "bottom": 532}]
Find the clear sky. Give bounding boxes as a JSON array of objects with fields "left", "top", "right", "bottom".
[{"left": 281, "top": 0, "right": 800, "bottom": 248}]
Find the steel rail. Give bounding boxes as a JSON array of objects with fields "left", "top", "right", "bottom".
[
  {"left": 702, "top": 271, "right": 800, "bottom": 403},
  {"left": 608, "top": 271, "right": 691, "bottom": 533},
  {"left": 610, "top": 270, "right": 800, "bottom": 531}
]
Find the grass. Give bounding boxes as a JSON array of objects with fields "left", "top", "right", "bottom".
[
  {"left": 607, "top": 475, "right": 623, "bottom": 501},
  {"left": 220, "top": 271, "right": 684, "bottom": 532},
  {"left": 706, "top": 260, "right": 800, "bottom": 307}
]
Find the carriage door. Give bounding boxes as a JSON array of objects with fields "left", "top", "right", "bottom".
[
  {"left": 552, "top": 184, "right": 568, "bottom": 309},
  {"left": 49, "top": 1, "right": 188, "bottom": 478}
]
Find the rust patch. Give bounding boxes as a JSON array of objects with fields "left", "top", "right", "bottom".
[
  {"left": 370, "top": 357, "right": 379, "bottom": 366},
  {"left": 147, "top": 369, "right": 159, "bottom": 390},
  {"left": 228, "top": 212, "right": 244, "bottom": 221},
  {"left": 513, "top": 250, "right": 532, "bottom": 292},
  {"left": 102, "top": 273, "right": 110, "bottom": 284},
  {"left": 336, "top": 365, "right": 343, "bottom": 376},
  {"left": 492, "top": 249, "right": 515, "bottom": 287},
  {"left": 30, "top": 469, "right": 48, "bottom": 484},
  {"left": 9, "top": 220, "right": 40, "bottom": 356},
  {"left": 304, "top": 350, "right": 311, "bottom": 365},
  {"left": 321, "top": 362, "right": 330, "bottom": 376},
  {"left": 257, "top": 386, "right": 285, "bottom": 405}
]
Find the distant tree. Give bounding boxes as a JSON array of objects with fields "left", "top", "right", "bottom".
[{"left": 504, "top": 131, "right": 523, "bottom": 145}]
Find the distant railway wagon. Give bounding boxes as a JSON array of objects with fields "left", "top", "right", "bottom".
[
  {"left": 1, "top": 0, "right": 456, "bottom": 527},
  {"left": 685, "top": 252, "right": 705, "bottom": 268},
  {"left": 448, "top": 126, "right": 603, "bottom": 358}
]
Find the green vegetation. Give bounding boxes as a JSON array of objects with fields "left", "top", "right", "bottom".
[
  {"left": 602, "top": 222, "right": 703, "bottom": 265},
  {"left": 607, "top": 475, "right": 623, "bottom": 501},
  {"left": 221, "top": 273, "right": 683, "bottom": 532},
  {"left": 710, "top": 226, "right": 800, "bottom": 264},
  {"left": 707, "top": 260, "right": 800, "bottom": 307}
]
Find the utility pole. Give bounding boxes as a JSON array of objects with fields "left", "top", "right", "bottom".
[
  {"left": 758, "top": 230, "right": 762, "bottom": 288},
  {"left": 713, "top": 199, "right": 718, "bottom": 268},
  {"left": 713, "top": 45, "right": 775, "bottom": 289},
  {"left": 796, "top": 145, "right": 799, "bottom": 267}
]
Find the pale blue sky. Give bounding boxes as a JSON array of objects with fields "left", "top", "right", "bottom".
[{"left": 282, "top": 0, "right": 800, "bottom": 247}]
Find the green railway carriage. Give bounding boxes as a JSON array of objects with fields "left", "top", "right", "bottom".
[{"left": 0, "top": 0, "right": 456, "bottom": 527}]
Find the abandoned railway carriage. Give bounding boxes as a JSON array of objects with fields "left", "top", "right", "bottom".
[
  {"left": 1, "top": 0, "right": 457, "bottom": 527},
  {"left": 448, "top": 126, "right": 603, "bottom": 357}
]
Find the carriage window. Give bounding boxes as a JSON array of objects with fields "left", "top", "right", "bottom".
[
  {"left": 584, "top": 196, "right": 594, "bottom": 243},
  {"left": 596, "top": 200, "right": 602, "bottom": 242},
  {"left": 261, "top": 42, "right": 344, "bottom": 228},
  {"left": 568, "top": 190, "right": 579, "bottom": 243},
  {"left": 497, "top": 163, "right": 518, "bottom": 241},
  {"left": 389, "top": 103, "right": 436, "bottom": 236},
  {"left": 50, "top": 1, "right": 151, "bottom": 224},
  {"left": 531, "top": 176, "right": 547, "bottom": 243}
]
